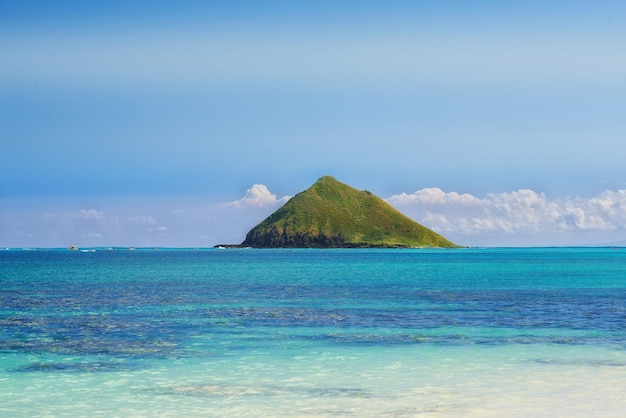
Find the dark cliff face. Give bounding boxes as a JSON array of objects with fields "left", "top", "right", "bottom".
[
  {"left": 242, "top": 226, "right": 345, "bottom": 248},
  {"left": 242, "top": 227, "right": 413, "bottom": 248}
]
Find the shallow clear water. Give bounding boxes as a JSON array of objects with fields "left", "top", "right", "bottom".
[{"left": 1, "top": 248, "right": 626, "bottom": 416}]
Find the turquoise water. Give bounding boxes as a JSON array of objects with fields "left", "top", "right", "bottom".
[{"left": 1, "top": 248, "right": 626, "bottom": 416}]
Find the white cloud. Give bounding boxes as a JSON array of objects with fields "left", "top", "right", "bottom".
[
  {"left": 226, "top": 184, "right": 291, "bottom": 208},
  {"left": 79, "top": 209, "right": 105, "bottom": 220},
  {"left": 388, "top": 188, "right": 482, "bottom": 206},
  {"left": 564, "top": 190, "right": 626, "bottom": 231},
  {"left": 386, "top": 188, "right": 626, "bottom": 238}
]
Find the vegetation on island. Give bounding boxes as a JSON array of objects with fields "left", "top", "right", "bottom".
[{"left": 240, "top": 176, "right": 460, "bottom": 248}]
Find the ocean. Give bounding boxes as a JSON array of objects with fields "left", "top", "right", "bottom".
[{"left": 1, "top": 247, "right": 625, "bottom": 416}]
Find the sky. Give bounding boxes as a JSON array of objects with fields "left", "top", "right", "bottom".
[{"left": 1, "top": 0, "right": 626, "bottom": 247}]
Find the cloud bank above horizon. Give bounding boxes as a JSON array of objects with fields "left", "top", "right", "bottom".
[
  {"left": 386, "top": 187, "right": 626, "bottom": 246},
  {"left": 2, "top": 184, "right": 625, "bottom": 248}
]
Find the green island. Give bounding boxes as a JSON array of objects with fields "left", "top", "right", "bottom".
[{"left": 222, "top": 176, "right": 459, "bottom": 248}]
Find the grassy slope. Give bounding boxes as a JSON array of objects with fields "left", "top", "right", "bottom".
[{"left": 245, "top": 176, "right": 459, "bottom": 248}]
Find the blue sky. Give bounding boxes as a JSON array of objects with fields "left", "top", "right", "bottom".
[{"left": 2, "top": 1, "right": 626, "bottom": 247}]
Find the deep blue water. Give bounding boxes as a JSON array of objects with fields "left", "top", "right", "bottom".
[{"left": 2, "top": 248, "right": 626, "bottom": 416}]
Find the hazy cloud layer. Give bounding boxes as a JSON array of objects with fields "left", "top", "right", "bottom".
[
  {"left": 3, "top": 28, "right": 625, "bottom": 89},
  {"left": 2, "top": 185, "right": 626, "bottom": 248}
]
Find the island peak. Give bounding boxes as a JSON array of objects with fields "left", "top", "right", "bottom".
[{"left": 236, "top": 176, "right": 459, "bottom": 248}]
